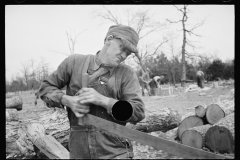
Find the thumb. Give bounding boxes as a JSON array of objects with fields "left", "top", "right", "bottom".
[{"left": 74, "top": 112, "right": 85, "bottom": 118}]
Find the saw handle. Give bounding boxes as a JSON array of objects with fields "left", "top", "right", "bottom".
[{"left": 78, "top": 73, "right": 89, "bottom": 126}]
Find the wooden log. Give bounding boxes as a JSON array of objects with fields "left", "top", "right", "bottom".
[
  {"left": 205, "top": 126, "right": 234, "bottom": 154},
  {"left": 20, "top": 122, "right": 69, "bottom": 159},
  {"left": 204, "top": 113, "right": 235, "bottom": 154},
  {"left": 214, "top": 113, "right": 234, "bottom": 139},
  {"left": 133, "top": 108, "right": 181, "bottom": 133},
  {"left": 181, "top": 124, "right": 212, "bottom": 149},
  {"left": 205, "top": 104, "right": 225, "bottom": 124},
  {"left": 6, "top": 109, "right": 19, "bottom": 122},
  {"left": 195, "top": 105, "right": 206, "bottom": 118},
  {"left": 6, "top": 108, "right": 70, "bottom": 159},
  {"left": 177, "top": 115, "right": 204, "bottom": 141},
  {"left": 223, "top": 105, "right": 234, "bottom": 117},
  {"left": 6, "top": 92, "right": 17, "bottom": 98},
  {"left": 6, "top": 96, "right": 23, "bottom": 111}
]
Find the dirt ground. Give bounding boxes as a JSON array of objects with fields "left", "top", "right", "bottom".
[{"left": 9, "top": 82, "right": 234, "bottom": 159}]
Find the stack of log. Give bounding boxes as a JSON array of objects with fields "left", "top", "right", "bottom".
[{"left": 149, "top": 89, "right": 235, "bottom": 156}]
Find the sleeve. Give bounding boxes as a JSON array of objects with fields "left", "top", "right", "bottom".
[
  {"left": 38, "top": 55, "right": 74, "bottom": 108},
  {"left": 113, "top": 68, "right": 145, "bottom": 124}
]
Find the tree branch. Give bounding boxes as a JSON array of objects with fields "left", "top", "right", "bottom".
[{"left": 49, "top": 49, "right": 69, "bottom": 56}]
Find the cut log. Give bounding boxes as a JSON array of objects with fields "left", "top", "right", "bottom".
[
  {"left": 133, "top": 108, "right": 181, "bottom": 133},
  {"left": 204, "top": 113, "right": 234, "bottom": 154},
  {"left": 205, "top": 104, "right": 225, "bottom": 124},
  {"left": 19, "top": 122, "right": 69, "bottom": 159},
  {"left": 177, "top": 116, "right": 204, "bottom": 141},
  {"left": 205, "top": 126, "right": 234, "bottom": 154},
  {"left": 181, "top": 124, "right": 212, "bottom": 149},
  {"left": 214, "top": 113, "right": 234, "bottom": 139},
  {"left": 223, "top": 105, "right": 234, "bottom": 117},
  {"left": 6, "top": 96, "right": 23, "bottom": 111},
  {"left": 195, "top": 105, "right": 206, "bottom": 118}
]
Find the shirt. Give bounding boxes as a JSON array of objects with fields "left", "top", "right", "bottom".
[
  {"left": 38, "top": 53, "right": 145, "bottom": 125},
  {"left": 196, "top": 70, "right": 204, "bottom": 77}
]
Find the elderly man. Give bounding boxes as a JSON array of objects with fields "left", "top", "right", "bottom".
[{"left": 38, "top": 24, "right": 145, "bottom": 159}]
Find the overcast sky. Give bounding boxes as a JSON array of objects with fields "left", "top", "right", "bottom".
[{"left": 5, "top": 5, "right": 234, "bottom": 82}]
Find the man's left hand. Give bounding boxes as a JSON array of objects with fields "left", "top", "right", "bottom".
[{"left": 76, "top": 88, "right": 109, "bottom": 109}]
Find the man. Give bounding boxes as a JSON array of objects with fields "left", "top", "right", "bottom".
[
  {"left": 196, "top": 68, "right": 204, "bottom": 88},
  {"left": 38, "top": 24, "right": 145, "bottom": 159},
  {"left": 149, "top": 75, "right": 164, "bottom": 96}
]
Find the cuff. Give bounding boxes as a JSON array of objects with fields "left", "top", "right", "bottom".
[
  {"left": 106, "top": 98, "right": 118, "bottom": 115},
  {"left": 43, "top": 92, "right": 65, "bottom": 108}
]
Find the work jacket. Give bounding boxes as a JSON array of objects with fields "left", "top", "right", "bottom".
[{"left": 38, "top": 53, "right": 145, "bottom": 159}]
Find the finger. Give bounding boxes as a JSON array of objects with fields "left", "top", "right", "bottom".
[
  {"left": 79, "top": 98, "right": 95, "bottom": 105},
  {"left": 77, "top": 94, "right": 93, "bottom": 101},
  {"left": 74, "top": 112, "right": 84, "bottom": 118},
  {"left": 74, "top": 107, "right": 90, "bottom": 113}
]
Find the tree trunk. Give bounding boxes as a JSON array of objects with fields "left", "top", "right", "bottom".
[
  {"left": 6, "top": 96, "right": 23, "bottom": 111},
  {"left": 181, "top": 124, "right": 212, "bottom": 149},
  {"left": 205, "top": 104, "right": 225, "bottom": 124},
  {"left": 132, "top": 108, "right": 181, "bottom": 133},
  {"left": 177, "top": 115, "right": 204, "bottom": 141}
]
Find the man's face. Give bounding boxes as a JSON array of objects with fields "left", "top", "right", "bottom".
[{"left": 103, "top": 38, "right": 131, "bottom": 67}]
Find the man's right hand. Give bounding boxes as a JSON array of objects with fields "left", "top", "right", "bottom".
[{"left": 61, "top": 95, "right": 90, "bottom": 118}]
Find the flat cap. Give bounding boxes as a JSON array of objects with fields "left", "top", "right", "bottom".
[{"left": 105, "top": 24, "right": 139, "bottom": 53}]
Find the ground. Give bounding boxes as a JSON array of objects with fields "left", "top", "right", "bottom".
[{"left": 10, "top": 82, "right": 234, "bottom": 159}]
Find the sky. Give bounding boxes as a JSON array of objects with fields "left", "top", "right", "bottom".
[{"left": 5, "top": 5, "right": 234, "bottom": 82}]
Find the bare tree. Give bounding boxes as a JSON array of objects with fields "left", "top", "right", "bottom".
[
  {"left": 50, "top": 29, "right": 87, "bottom": 56},
  {"left": 165, "top": 31, "right": 181, "bottom": 85},
  {"left": 21, "top": 61, "right": 30, "bottom": 90},
  {"left": 93, "top": 5, "right": 168, "bottom": 72},
  {"left": 166, "top": 5, "right": 206, "bottom": 87}
]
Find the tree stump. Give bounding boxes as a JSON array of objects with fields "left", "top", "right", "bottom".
[
  {"left": 181, "top": 124, "right": 212, "bottom": 149},
  {"left": 205, "top": 113, "right": 234, "bottom": 154},
  {"left": 177, "top": 116, "right": 204, "bottom": 141},
  {"left": 206, "top": 104, "right": 225, "bottom": 124},
  {"left": 212, "top": 82, "right": 219, "bottom": 88},
  {"left": 133, "top": 108, "right": 182, "bottom": 133}
]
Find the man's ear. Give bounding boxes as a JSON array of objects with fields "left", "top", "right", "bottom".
[{"left": 105, "top": 35, "right": 114, "bottom": 45}]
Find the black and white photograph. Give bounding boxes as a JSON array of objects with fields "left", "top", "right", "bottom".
[{"left": 6, "top": 5, "right": 234, "bottom": 159}]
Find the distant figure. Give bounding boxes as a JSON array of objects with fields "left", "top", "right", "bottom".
[
  {"left": 196, "top": 69, "right": 204, "bottom": 88},
  {"left": 34, "top": 91, "right": 39, "bottom": 106},
  {"left": 149, "top": 75, "right": 164, "bottom": 96}
]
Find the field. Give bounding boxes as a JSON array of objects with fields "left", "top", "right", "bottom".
[{"left": 8, "top": 82, "right": 234, "bottom": 159}]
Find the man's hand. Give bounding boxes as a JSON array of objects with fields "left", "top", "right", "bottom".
[
  {"left": 76, "top": 88, "right": 110, "bottom": 109},
  {"left": 61, "top": 95, "right": 90, "bottom": 118}
]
